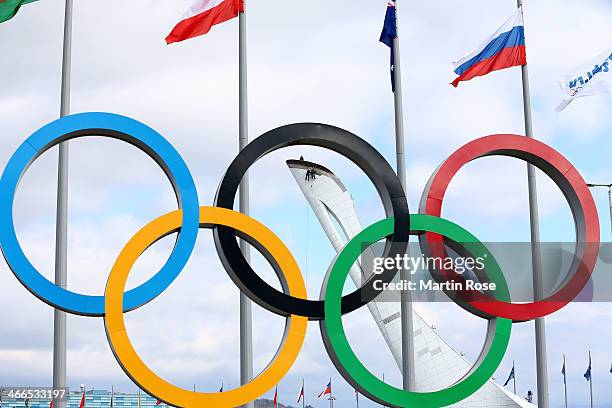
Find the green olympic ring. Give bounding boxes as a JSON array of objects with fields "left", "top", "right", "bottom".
[{"left": 320, "top": 214, "right": 512, "bottom": 407}]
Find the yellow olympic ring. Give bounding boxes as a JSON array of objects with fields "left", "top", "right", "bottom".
[{"left": 104, "top": 206, "right": 308, "bottom": 407}]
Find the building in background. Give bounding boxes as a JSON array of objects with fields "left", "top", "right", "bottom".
[
  {"left": 287, "top": 158, "right": 534, "bottom": 408},
  {"left": 1, "top": 390, "right": 159, "bottom": 408},
  {"left": 0, "top": 391, "right": 307, "bottom": 408}
]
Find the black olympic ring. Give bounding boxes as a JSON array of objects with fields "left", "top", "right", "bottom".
[{"left": 214, "top": 123, "right": 410, "bottom": 320}]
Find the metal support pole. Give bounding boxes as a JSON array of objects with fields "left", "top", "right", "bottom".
[
  {"left": 53, "top": 1, "right": 73, "bottom": 407},
  {"left": 238, "top": 5, "right": 254, "bottom": 408},
  {"left": 392, "top": 3, "right": 416, "bottom": 393},
  {"left": 586, "top": 183, "right": 612, "bottom": 234},
  {"left": 608, "top": 186, "right": 612, "bottom": 235},
  {"left": 516, "top": 2, "right": 549, "bottom": 407}
]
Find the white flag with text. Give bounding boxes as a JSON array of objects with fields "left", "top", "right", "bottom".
[{"left": 557, "top": 46, "right": 612, "bottom": 112}]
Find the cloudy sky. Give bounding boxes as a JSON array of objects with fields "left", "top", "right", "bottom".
[{"left": 1, "top": 0, "right": 612, "bottom": 407}]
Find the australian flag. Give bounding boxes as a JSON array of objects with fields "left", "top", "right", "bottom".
[{"left": 380, "top": 0, "right": 397, "bottom": 92}]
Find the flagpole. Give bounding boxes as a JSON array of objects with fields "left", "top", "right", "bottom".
[
  {"left": 513, "top": 361, "right": 517, "bottom": 395},
  {"left": 515, "top": 2, "right": 549, "bottom": 407},
  {"left": 392, "top": 0, "right": 416, "bottom": 393},
  {"left": 590, "top": 374, "right": 593, "bottom": 408},
  {"left": 608, "top": 185, "right": 612, "bottom": 235},
  {"left": 302, "top": 380, "right": 305, "bottom": 408},
  {"left": 238, "top": 2, "right": 254, "bottom": 408},
  {"left": 589, "top": 351, "right": 593, "bottom": 408},
  {"left": 563, "top": 355, "right": 568, "bottom": 408},
  {"left": 381, "top": 373, "right": 388, "bottom": 408},
  {"left": 53, "top": 1, "right": 73, "bottom": 407}
]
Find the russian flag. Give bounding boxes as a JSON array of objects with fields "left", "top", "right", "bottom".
[
  {"left": 452, "top": 7, "right": 526, "bottom": 87},
  {"left": 317, "top": 380, "right": 332, "bottom": 398}
]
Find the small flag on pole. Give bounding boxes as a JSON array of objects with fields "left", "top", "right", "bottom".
[
  {"left": 503, "top": 365, "right": 515, "bottom": 387},
  {"left": 317, "top": 380, "right": 332, "bottom": 398},
  {"left": 219, "top": 382, "right": 224, "bottom": 393},
  {"left": 0, "top": 0, "right": 38, "bottom": 24},
  {"left": 379, "top": 0, "right": 397, "bottom": 92},
  {"left": 451, "top": 7, "right": 526, "bottom": 87},
  {"left": 297, "top": 381, "right": 305, "bottom": 403},
  {"left": 562, "top": 361, "right": 566, "bottom": 376},
  {"left": 273, "top": 386, "right": 278, "bottom": 408},
  {"left": 584, "top": 355, "right": 592, "bottom": 382},
  {"left": 166, "top": 0, "right": 244, "bottom": 44},
  {"left": 609, "top": 363, "right": 612, "bottom": 374},
  {"left": 79, "top": 391, "right": 85, "bottom": 408}
]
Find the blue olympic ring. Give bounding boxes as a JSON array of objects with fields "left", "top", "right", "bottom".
[{"left": 0, "top": 112, "right": 200, "bottom": 316}]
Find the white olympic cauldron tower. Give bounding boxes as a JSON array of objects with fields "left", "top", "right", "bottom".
[{"left": 287, "top": 158, "right": 535, "bottom": 408}]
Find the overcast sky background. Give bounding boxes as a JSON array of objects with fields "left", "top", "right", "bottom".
[{"left": 1, "top": 0, "right": 612, "bottom": 407}]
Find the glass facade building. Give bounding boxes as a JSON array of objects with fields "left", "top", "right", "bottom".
[
  {"left": 1, "top": 390, "right": 167, "bottom": 408},
  {"left": 0, "top": 391, "right": 286, "bottom": 408}
]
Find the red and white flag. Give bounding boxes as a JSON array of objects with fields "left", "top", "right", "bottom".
[
  {"left": 273, "top": 386, "right": 278, "bottom": 408},
  {"left": 166, "top": 0, "right": 244, "bottom": 44},
  {"left": 79, "top": 392, "right": 86, "bottom": 408}
]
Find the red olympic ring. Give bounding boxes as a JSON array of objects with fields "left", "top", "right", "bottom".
[{"left": 419, "top": 134, "right": 600, "bottom": 321}]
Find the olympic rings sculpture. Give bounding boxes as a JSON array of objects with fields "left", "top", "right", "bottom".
[{"left": 0, "top": 112, "right": 600, "bottom": 407}]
